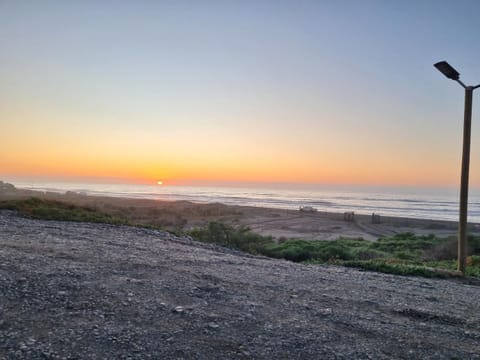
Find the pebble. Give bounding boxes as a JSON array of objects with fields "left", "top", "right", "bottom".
[
  {"left": 318, "top": 308, "right": 332, "bottom": 315},
  {"left": 173, "top": 306, "right": 185, "bottom": 313}
]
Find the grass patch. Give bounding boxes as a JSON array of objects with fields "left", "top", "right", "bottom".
[{"left": 0, "top": 197, "right": 130, "bottom": 225}]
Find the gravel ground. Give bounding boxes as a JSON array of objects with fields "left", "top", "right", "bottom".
[{"left": 1, "top": 210, "right": 479, "bottom": 359}]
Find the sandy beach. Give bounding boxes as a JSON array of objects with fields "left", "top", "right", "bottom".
[{"left": 1, "top": 184, "right": 477, "bottom": 241}]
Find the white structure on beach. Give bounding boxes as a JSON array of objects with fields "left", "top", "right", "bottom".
[{"left": 299, "top": 206, "right": 317, "bottom": 213}]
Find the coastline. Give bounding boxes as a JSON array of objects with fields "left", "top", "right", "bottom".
[{"left": 2, "top": 184, "right": 477, "bottom": 241}]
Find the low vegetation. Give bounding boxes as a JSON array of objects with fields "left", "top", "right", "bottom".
[
  {"left": 0, "top": 197, "right": 131, "bottom": 225},
  {"left": 189, "top": 221, "right": 273, "bottom": 254},
  {"left": 188, "top": 223, "right": 480, "bottom": 278},
  {"left": 2, "top": 197, "right": 479, "bottom": 278}
]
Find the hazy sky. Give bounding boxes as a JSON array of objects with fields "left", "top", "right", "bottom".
[{"left": 2, "top": 0, "right": 480, "bottom": 187}]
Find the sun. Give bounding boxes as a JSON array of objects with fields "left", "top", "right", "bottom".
[{"left": 156, "top": 180, "right": 163, "bottom": 185}]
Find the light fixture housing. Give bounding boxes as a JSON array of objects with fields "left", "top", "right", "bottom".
[{"left": 434, "top": 61, "right": 460, "bottom": 80}]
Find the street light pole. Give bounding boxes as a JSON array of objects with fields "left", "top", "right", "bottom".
[
  {"left": 458, "top": 86, "right": 473, "bottom": 274},
  {"left": 434, "top": 61, "right": 480, "bottom": 275}
]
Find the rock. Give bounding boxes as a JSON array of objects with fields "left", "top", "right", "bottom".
[
  {"left": 318, "top": 308, "right": 332, "bottom": 315},
  {"left": 172, "top": 306, "right": 185, "bottom": 314},
  {"left": 207, "top": 323, "right": 219, "bottom": 329}
]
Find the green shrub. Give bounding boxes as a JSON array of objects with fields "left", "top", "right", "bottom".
[
  {"left": 339, "top": 260, "right": 443, "bottom": 278},
  {"left": 373, "top": 233, "right": 440, "bottom": 253},
  {"left": 350, "top": 247, "right": 386, "bottom": 260},
  {"left": 394, "top": 250, "right": 419, "bottom": 261},
  {"left": 188, "top": 222, "right": 273, "bottom": 255},
  {"left": 264, "top": 240, "right": 354, "bottom": 262},
  {"left": 423, "top": 236, "right": 457, "bottom": 261},
  {"left": 470, "top": 255, "right": 480, "bottom": 266},
  {"left": 468, "top": 235, "right": 480, "bottom": 255}
]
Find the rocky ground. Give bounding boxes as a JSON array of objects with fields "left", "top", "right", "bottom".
[{"left": 1, "top": 210, "right": 480, "bottom": 359}]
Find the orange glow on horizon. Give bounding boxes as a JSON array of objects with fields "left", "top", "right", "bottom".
[
  {"left": 0, "top": 112, "right": 466, "bottom": 188},
  {"left": 0, "top": 148, "right": 465, "bottom": 188}
]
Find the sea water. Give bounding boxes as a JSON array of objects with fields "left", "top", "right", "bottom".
[{"left": 9, "top": 181, "right": 480, "bottom": 223}]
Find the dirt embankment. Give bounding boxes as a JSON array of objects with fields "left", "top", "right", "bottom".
[{"left": 1, "top": 210, "right": 479, "bottom": 359}]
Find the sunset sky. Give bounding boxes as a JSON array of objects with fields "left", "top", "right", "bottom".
[{"left": 2, "top": 1, "right": 480, "bottom": 188}]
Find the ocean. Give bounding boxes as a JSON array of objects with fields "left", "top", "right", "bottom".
[{"left": 9, "top": 181, "right": 480, "bottom": 223}]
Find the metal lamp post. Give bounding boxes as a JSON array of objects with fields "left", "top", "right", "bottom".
[{"left": 434, "top": 61, "right": 480, "bottom": 274}]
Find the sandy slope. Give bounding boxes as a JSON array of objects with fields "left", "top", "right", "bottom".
[{"left": 1, "top": 210, "right": 479, "bottom": 359}]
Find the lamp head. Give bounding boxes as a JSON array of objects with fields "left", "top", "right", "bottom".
[{"left": 434, "top": 61, "right": 460, "bottom": 80}]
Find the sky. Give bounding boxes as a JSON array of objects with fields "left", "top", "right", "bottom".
[{"left": 2, "top": 0, "right": 480, "bottom": 188}]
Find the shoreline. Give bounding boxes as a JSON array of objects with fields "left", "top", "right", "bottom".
[{"left": 2, "top": 184, "right": 478, "bottom": 241}]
